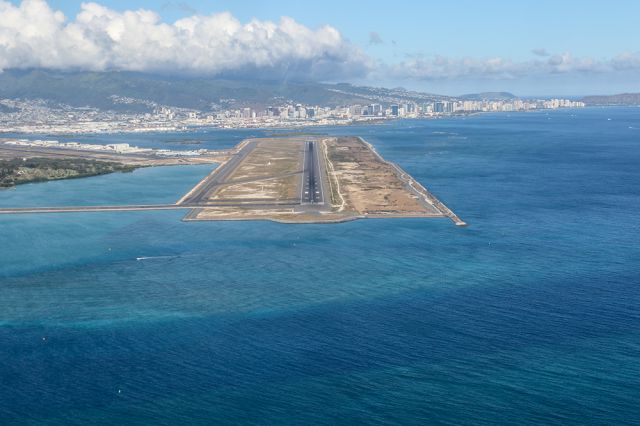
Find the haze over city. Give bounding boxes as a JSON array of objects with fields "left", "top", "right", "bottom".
[{"left": 2, "top": 0, "right": 640, "bottom": 95}]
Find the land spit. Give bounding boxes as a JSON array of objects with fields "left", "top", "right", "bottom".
[{"left": 0, "top": 136, "right": 465, "bottom": 226}]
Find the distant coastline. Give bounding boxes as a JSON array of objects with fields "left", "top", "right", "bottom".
[{"left": 0, "top": 107, "right": 588, "bottom": 136}]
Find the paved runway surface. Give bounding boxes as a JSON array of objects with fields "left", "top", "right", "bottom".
[
  {"left": 0, "top": 138, "right": 331, "bottom": 217},
  {"left": 301, "top": 141, "right": 324, "bottom": 205}
]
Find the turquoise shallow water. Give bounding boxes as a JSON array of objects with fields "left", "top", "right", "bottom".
[
  {"left": 0, "top": 164, "right": 213, "bottom": 208},
  {"left": 1, "top": 108, "right": 639, "bottom": 424}
]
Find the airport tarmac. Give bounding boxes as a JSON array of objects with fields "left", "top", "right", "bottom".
[{"left": 0, "top": 136, "right": 465, "bottom": 225}]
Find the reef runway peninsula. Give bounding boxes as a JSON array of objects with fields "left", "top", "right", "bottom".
[{"left": 0, "top": 136, "right": 465, "bottom": 225}]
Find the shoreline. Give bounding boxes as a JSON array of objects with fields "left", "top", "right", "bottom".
[
  {"left": 356, "top": 137, "right": 466, "bottom": 226},
  {"left": 0, "top": 135, "right": 465, "bottom": 226},
  {"left": 0, "top": 108, "right": 591, "bottom": 136},
  {"left": 0, "top": 157, "right": 140, "bottom": 189}
]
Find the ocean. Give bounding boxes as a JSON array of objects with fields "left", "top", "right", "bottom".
[{"left": 1, "top": 108, "right": 639, "bottom": 424}]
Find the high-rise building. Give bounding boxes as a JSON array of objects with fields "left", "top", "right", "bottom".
[{"left": 444, "top": 102, "right": 454, "bottom": 113}]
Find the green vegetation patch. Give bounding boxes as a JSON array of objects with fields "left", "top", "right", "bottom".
[{"left": 0, "top": 157, "right": 137, "bottom": 187}]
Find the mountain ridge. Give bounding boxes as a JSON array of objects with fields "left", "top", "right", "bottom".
[{"left": 0, "top": 69, "right": 457, "bottom": 113}]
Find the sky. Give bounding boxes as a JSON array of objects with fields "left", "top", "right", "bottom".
[{"left": 2, "top": 0, "right": 639, "bottom": 96}]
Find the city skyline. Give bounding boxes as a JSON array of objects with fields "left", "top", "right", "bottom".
[
  {"left": 1, "top": 0, "right": 639, "bottom": 95},
  {"left": 1, "top": 85, "right": 586, "bottom": 134}
]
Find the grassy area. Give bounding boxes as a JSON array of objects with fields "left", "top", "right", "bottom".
[{"left": 0, "top": 157, "right": 137, "bottom": 187}]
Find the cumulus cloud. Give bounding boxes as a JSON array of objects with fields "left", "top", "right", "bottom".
[
  {"left": 611, "top": 51, "right": 640, "bottom": 71},
  {"left": 1, "top": 0, "right": 638, "bottom": 86},
  {"left": 0, "top": 0, "right": 371, "bottom": 80},
  {"left": 386, "top": 51, "right": 640, "bottom": 81}
]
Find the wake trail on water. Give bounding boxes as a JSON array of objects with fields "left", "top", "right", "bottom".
[{"left": 136, "top": 255, "right": 180, "bottom": 261}]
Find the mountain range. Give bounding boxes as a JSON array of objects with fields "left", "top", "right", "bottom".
[
  {"left": 3, "top": 69, "right": 634, "bottom": 112},
  {"left": 0, "top": 69, "right": 476, "bottom": 113},
  {"left": 0, "top": 69, "right": 456, "bottom": 113}
]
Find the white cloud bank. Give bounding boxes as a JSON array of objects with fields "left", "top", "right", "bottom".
[
  {"left": 0, "top": 0, "right": 638, "bottom": 86},
  {"left": 387, "top": 51, "right": 640, "bottom": 81},
  {"left": 0, "top": 0, "right": 371, "bottom": 79}
]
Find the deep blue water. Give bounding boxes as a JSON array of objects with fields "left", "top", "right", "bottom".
[{"left": 1, "top": 108, "right": 639, "bottom": 424}]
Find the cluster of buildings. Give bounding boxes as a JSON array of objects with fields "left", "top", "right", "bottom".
[
  {"left": 197, "top": 98, "right": 585, "bottom": 123},
  {"left": 3, "top": 139, "right": 207, "bottom": 157},
  {"left": 0, "top": 96, "right": 585, "bottom": 134}
]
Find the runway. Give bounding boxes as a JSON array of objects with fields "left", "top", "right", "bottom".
[
  {"left": 0, "top": 138, "right": 329, "bottom": 217},
  {"left": 300, "top": 141, "right": 324, "bottom": 205},
  {"left": 179, "top": 138, "right": 326, "bottom": 208},
  {"left": 0, "top": 136, "right": 461, "bottom": 224}
]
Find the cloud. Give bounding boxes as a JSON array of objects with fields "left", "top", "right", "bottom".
[
  {"left": 611, "top": 51, "right": 640, "bottom": 71},
  {"left": 1, "top": 0, "right": 638, "bottom": 87},
  {"left": 0, "top": 0, "right": 371, "bottom": 80},
  {"left": 531, "top": 48, "right": 549, "bottom": 57},
  {"left": 368, "top": 32, "right": 383, "bottom": 45},
  {"left": 385, "top": 51, "right": 640, "bottom": 81}
]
